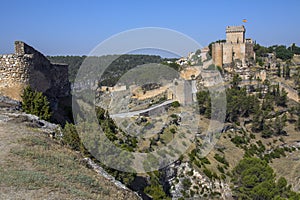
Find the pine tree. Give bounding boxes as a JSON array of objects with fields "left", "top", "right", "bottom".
[
  {"left": 21, "top": 86, "right": 34, "bottom": 113},
  {"left": 21, "top": 86, "right": 52, "bottom": 121},
  {"left": 276, "top": 63, "right": 281, "bottom": 77},
  {"left": 273, "top": 114, "right": 287, "bottom": 135},
  {"left": 285, "top": 65, "right": 290, "bottom": 79}
]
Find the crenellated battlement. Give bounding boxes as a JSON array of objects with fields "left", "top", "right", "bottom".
[{"left": 226, "top": 25, "right": 245, "bottom": 33}]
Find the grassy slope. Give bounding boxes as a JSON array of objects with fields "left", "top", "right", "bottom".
[{"left": 0, "top": 117, "right": 139, "bottom": 200}]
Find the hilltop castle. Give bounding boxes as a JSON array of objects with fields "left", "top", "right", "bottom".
[{"left": 212, "top": 25, "right": 255, "bottom": 68}]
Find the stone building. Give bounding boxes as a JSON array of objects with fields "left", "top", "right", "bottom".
[
  {"left": 212, "top": 25, "right": 255, "bottom": 68},
  {"left": 0, "top": 41, "right": 71, "bottom": 123}
]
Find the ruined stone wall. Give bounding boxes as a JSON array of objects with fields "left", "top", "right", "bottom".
[
  {"left": 0, "top": 53, "right": 34, "bottom": 99},
  {"left": 0, "top": 41, "right": 70, "bottom": 101},
  {"left": 0, "top": 41, "right": 71, "bottom": 123},
  {"left": 0, "top": 54, "right": 31, "bottom": 87}
]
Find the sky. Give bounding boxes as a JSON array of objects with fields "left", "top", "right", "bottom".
[{"left": 1, "top": 0, "right": 300, "bottom": 56}]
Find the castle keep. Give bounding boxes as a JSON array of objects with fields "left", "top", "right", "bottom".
[
  {"left": 0, "top": 41, "right": 71, "bottom": 123},
  {"left": 212, "top": 25, "right": 255, "bottom": 67}
]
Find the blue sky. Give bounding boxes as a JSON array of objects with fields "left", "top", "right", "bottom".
[{"left": 1, "top": 0, "right": 300, "bottom": 55}]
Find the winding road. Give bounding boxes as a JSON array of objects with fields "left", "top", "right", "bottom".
[{"left": 110, "top": 100, "right": 175, "bottom": 118}]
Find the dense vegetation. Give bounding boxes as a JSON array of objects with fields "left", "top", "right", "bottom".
[
  {"left": 21, "top": 86, "right": 52, "bottom": 121},
  {"left": 48, "top": 54, "right": 167, "bottom": 85},
  {"left": 254, "top": 43, "right": 300, "bottom": 61},
  {"left": 232, "top": 157, "right": 300, "bottom": 200},
  {"left": 194, "top": 71, "right": 300, "bottom": 198},
  {"left": 49, "top": 52, "right": 299, "bottom": 199},
  {"left": 60, "top": 107, "right": 174, "bottom": 198},
  {"left": 197, "top": 74, "right": 291, "bottom": 138}
]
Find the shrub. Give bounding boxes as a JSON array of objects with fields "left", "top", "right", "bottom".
[
  {"left": 231, "top": 135, "right": 248, "bottom": 146},
  {"left": 199, "top": 157, "right": 211, "bottom": 165},
  {"left": 214, "top": 154, "right": 229, "bottom": 166},
  {"left": 203, "top": 168, "right": 213, "bottom": 179},
  {"left": 62, "top": 123, "right": 85, "bottom": 152},
  {"left": 21, "top": 86, "right": 51, "bottom": 121},
  {"left": 171, "top": 101, "right": 180, "bottom": 108}
]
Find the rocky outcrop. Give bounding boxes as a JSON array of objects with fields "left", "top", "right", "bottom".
[{"left": 163, "top": 161, "right": 233, "bottom": 199}]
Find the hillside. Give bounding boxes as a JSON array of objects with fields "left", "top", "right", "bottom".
[
  {"left": 0, "top": 102, "right": 139, "bottom": 200},
  {"left": 47, "top": 55, "right": 166, "bottom": 85}
]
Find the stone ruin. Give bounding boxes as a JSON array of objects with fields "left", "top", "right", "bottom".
[{"left": 0, "top": 41, "right": 71, "bottom": 123}]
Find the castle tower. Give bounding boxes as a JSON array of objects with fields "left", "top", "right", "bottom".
[
  {"left": 226, "top": 25, "right": 245, "bottom": 43},
  {"left": 212, "top": 42, "right": 223, "bottom": 67}
]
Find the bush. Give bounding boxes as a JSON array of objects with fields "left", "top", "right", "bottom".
[
  {"left": 62, "top": 123, "right": 84, "bottom": 152},
  {"left": 231, "top": 135, "right": 248, "bottom": 146},
  {"left": 21, "top": 86, "right": 51, "bottom": 121},
  {"left": 171, "top": 101, "right": 180, "bottom": 108},
  {"left": 214, "top": 154, "right": 229, "bottom": 166},
  {"left": 232, "top": 157, "right": 300, "bottom": 199}
]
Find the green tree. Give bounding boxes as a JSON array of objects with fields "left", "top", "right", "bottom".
[
  {"left": 275, "top": 45, "right": 293, "bottom": 61},
  {"left": 144, "top": 171, "right": 171, "bottom": 200},
  {"left": 62, "top": 122, "right": 85, "bottom": 152},
  {"left": 196, "top": 90, "right": 210, "bottom": 116},
  {"left": 276, "top": 88, "right": 288, "bottom": 107},
  {"left": 231, "top": 74, "right": 242, "bottom": 89},
  {"left": 273, "top": 114, "right": 287, "bottom": 136},
  {"left": 286, "top": 65, "right": 291, "bottom": 79},
  {"left": 21, "top": 86, "right": 34, "bottom": 113},
  {"left": 276, "top": 63, "right": 281, "bottom": 77},
  {"left": 261, "top": 123, "right": 273, "bottom": 138},
  {"left": 171, "top": 101, "right": 180, "bottom": 108},
  {"left": 21, "top": 86, "right": 52, "bottom": 121},
  {"left": 288, "top": 43, "right": 300, "bottom": 55},
  {"left": 232, "top": 157, "right": 275, "bottom": 199},
  {"left": 232, "top": 157, "right": 300, "bottom": 199},
  {"left": 257, "top": 57, "right": 264, "bottom": 67}
]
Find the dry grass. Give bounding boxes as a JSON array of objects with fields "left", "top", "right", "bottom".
[
  {"left": 270, "top": 151, "right": 300, "bottom": 192},
  {"left": 0, "top": 120, "right": 139, "bottom": 200}
]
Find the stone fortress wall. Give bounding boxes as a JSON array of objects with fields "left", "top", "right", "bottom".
[
  {"left": 0, "top": 41, "right": 70, "bottom": 101},
  {"left": 0, "top": 41, "right": 71, "bottom": 123},
  {"left": 212, "top": 25, "right": 255, "bottom": 67}
]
